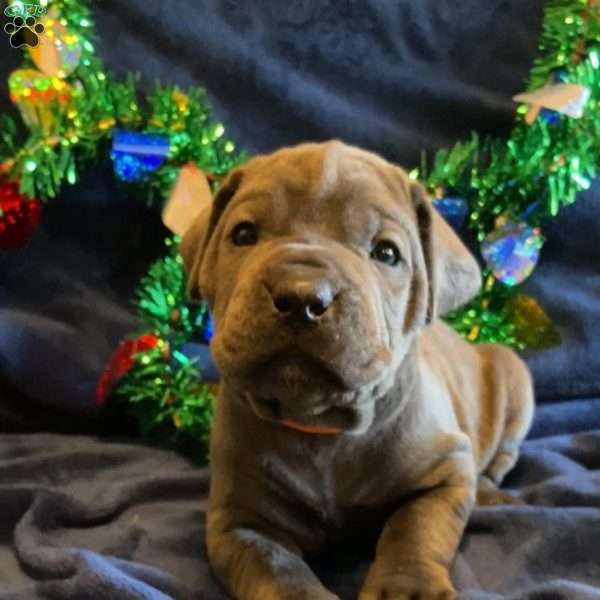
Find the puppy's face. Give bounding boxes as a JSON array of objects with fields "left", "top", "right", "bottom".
[{"left": 182, "top": 142, "right": 480, "bottom": 433}]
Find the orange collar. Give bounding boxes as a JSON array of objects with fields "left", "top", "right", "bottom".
[{"left": 280, "top": 420, "right": 342, "bottom": 435}]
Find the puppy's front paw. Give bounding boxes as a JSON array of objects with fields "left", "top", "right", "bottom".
[
  {"left": 359, "top": 571, "right": 456, "bottom": 600},
  {"left": 477, "top": 476, "right": 526, "bottom": 506}
]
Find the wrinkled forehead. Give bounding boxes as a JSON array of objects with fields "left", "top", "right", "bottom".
[{"left": 230, "top": 143, "right": 415, "bottom": 235}]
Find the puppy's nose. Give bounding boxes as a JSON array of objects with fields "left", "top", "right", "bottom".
[{"left": 270, "top": 279, "right": 334, "bottom": 326}]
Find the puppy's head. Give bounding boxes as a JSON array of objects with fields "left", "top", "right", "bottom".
[{"left": 181, "top": 142, "right": 480, "bottom": 433}]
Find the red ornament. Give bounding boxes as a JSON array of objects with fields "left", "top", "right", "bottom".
[
  {"left": 96, "top": 334, "right": 160, "bottom": 406},
  {"left": 0, "top": 180, "right": 42, "bottom": 249}
]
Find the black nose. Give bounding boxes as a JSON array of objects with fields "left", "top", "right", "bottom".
[{"left": 270, "top": 278, "right": 334, "bottom": 326}]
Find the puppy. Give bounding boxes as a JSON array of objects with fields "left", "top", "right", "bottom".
[{"left": 180, "top": 141, "right": 534, "bottom": 600}]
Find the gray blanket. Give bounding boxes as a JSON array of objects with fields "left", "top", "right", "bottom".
[{"left": 0, "top": 430, "right": 598, "bottom": 599}]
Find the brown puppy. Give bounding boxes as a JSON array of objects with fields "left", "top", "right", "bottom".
[{"left": 180, "top": 141, "right": 534, "bottom": 600}]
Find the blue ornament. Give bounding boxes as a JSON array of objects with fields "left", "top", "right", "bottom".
[
  {"left": 194, "top": 308, "right": 214, "bottom": 343},
  {"left": 481, "top": 222, "right": 543, "bottom": 286},
  {"left": 539, "top": 109, "right": 561, "bottom": 125},
  {"left": 432, "top": 197, "right": 469, "bottom": 230},
  {"left": 202, "top": 313, "right": 214, "bottom": 343},
  {"left": 111, "top": 130, "right": 170, "bottom": 182}
]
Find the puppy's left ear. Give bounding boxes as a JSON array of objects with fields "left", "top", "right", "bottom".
[
  {"left": 410, "top": 181, "right": 481, "bottom": 321},
  {"left": 180, "top": 166, "right": 245, "bottom": 300},
  {"left": 161, "top": 165, "right": 214, "bottom": 300},
  {"left": 179, "top": 205, "right": 212, "bottom": 300}
]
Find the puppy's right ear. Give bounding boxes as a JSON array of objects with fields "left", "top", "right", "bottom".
[
  {"left": 410, "top": 180, "right": 481, "bottom": 321},
  {"left": 179, "top": 166, "right": 244, "bottom": 300}
]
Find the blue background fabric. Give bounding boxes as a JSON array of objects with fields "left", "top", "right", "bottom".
[{"left": 0, "top": 1, "right": 599, "bottom": 598}]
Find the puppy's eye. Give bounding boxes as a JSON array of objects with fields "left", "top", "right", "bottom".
[
  {"left": 370, "top": 240, "right": 401, "bottom": 266},
  {"left": 231, "top": 221, "right": 258, "bottom": 246}
]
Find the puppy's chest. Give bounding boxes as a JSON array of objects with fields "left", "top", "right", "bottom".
[{"left": 258, "top": 433, "right": 417, "bottom": 542}]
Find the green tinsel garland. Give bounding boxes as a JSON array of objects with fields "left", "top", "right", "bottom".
[
  {"left": 117, "top": 340, "right": 215, "bottom": 461},
  {"left": 2, "top": 0, "right": 598, "bottom": 462},
  {"left": 0, "top": 0, "right": 245, "bottom": 200},
  {"left": 418, "top": 0, "right": 600, "bottom": 347},
  {"left": 119, "top": 237, "right": 215, "bottom": 461},
  {"left": 135, "top": 237, "right": 210, "bottom": 346},
  {"left": 1, "top": 0, "right": 241, "bottom": 460}
]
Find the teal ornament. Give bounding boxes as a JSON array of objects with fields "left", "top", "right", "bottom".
[
  {"left": 481, "top": 222, "right": 543, "bottom": 286},
  {"left": 432, "top": 197, "right": 468, "bottom": 230},
  {"left": 553, "top": 70, "right": 569, "bottom": 83},
  {"left": 111, "top": 130, "right": 170, "bottom": 182}
]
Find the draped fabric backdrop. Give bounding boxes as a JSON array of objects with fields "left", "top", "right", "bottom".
[{"left": 0, "top": 2, "right": 599, "bottom": 599}]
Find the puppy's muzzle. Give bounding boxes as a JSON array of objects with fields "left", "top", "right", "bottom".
[{"left": 265, "top": 263, "right": 338, "bottom": 329}]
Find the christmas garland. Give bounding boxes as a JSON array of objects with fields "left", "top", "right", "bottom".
[
  {"left": 424, "top": 0, "right": 600, "bottom": 347},
  {"left": 0, "top": 0, "right": 240, "bottom": 460},
  {"left": 1, "top": 0, "right": 599, "bottom": 462}
]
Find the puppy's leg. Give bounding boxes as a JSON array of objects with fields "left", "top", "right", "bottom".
[
  {"left": 476, "top": 475, "right": 525, "bottom": 506},
  {"left": 478, "top": 356, "right": 534, "bottom": 506},
  {"left": 207, "top": 508, "right": 339, "bottom": 600},
  {"left": 359, "top": 447, "right": 476, "bottom": 600}
]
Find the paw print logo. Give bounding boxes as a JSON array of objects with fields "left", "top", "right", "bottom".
[{"left": 4, "top": 15, "right": 45, "bottom": 48}]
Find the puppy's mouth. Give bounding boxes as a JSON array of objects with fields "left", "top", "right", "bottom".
[
  {"left": 243, "top": 349, "right": 352, "bottom": 404},
  {"left": 247, "top": 393, "right": 362, "bottom": 435},
  {"left": 264, "top": 349, "right": 349, "bottom": 390},
  {"left": 242, "top": 350, "right": 372, "bottom": 434}
]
